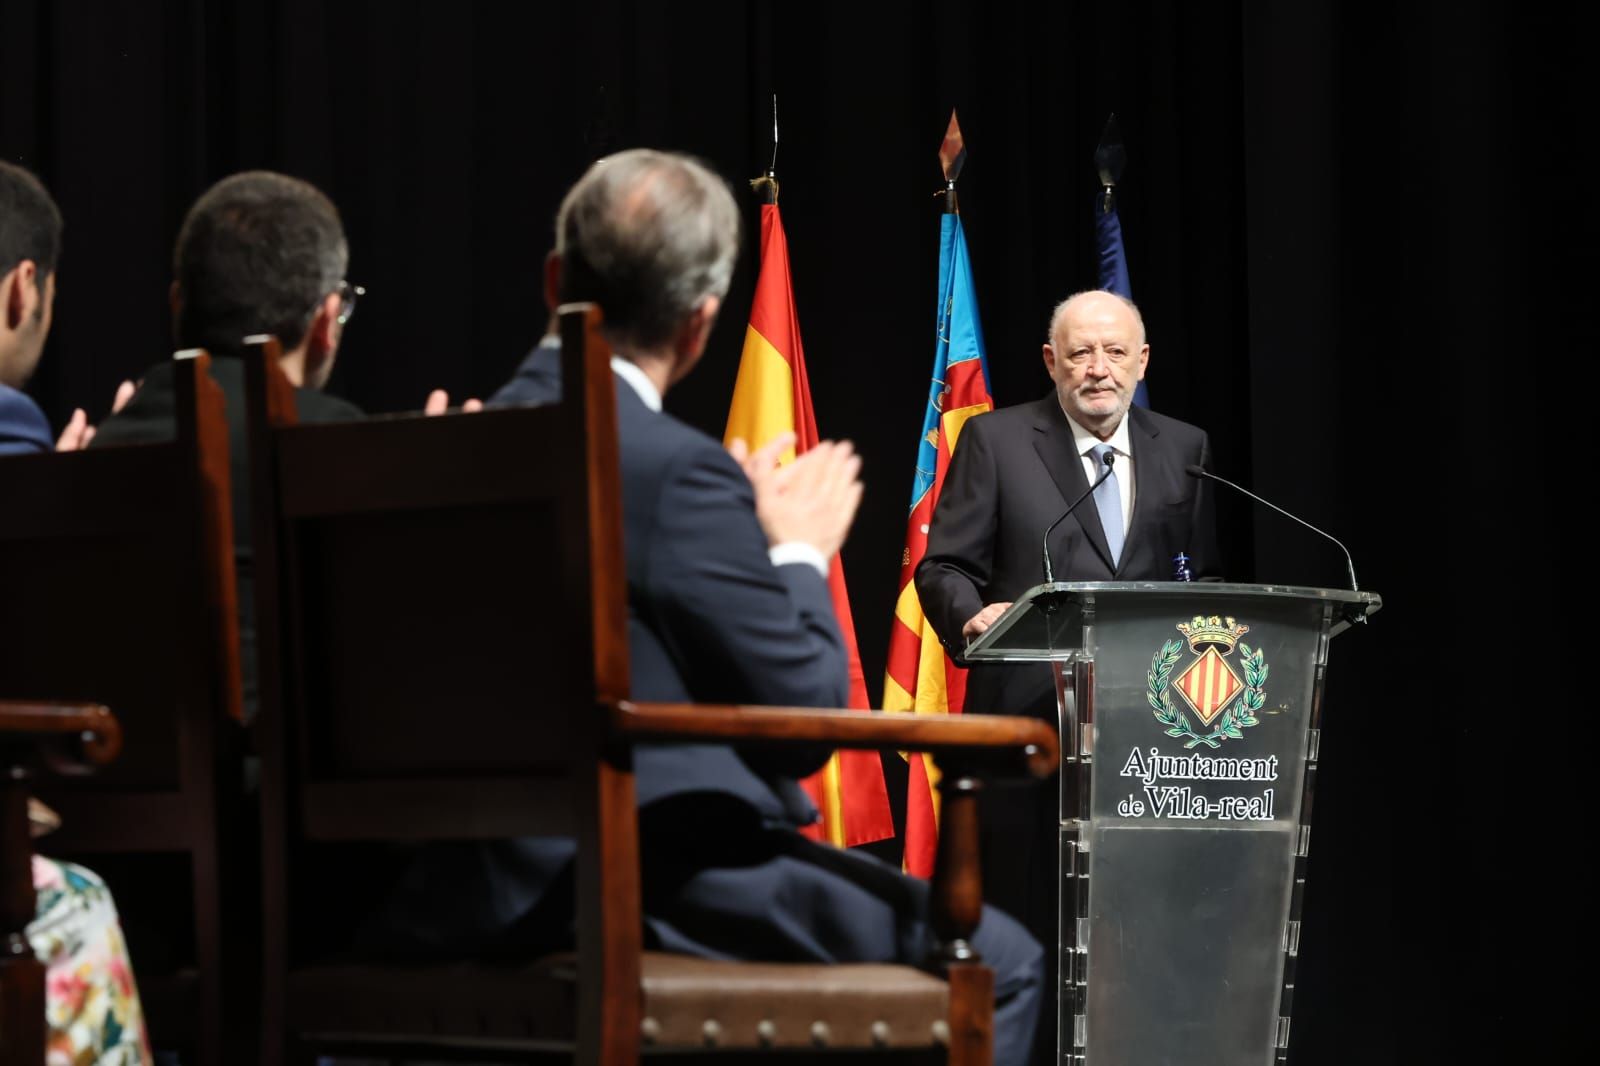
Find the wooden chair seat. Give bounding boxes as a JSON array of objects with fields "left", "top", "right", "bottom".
[{"left": 287, "top": 952, "right": 951, "bottom": 1052}]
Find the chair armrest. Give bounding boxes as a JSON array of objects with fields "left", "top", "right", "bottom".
[
  {"left": 610, "top": 701, "right": 1058, "bottom": 779},
  {"left": 0, "top": 700, "right": 123, "bottom": 772}
]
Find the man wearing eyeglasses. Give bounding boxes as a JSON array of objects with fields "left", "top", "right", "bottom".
[
  {"left": 92, "top": 170, "right": 366, "bottom": 719},
  {"left": 94, "top": 169, "right": 365, "bottom": 444}
]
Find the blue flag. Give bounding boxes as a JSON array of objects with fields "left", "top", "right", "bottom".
[{"left": 1095, "top": 196, "right": 1149, "bottom": 408}]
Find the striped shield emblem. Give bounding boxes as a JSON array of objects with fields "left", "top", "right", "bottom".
[{"left": 1173, "top": 647, "right": 1244, "bottom": 726}]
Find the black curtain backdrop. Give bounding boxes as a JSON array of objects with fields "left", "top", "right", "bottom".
[{"left": 2, "top": 2, "right": 1582, "bottom": 1061}]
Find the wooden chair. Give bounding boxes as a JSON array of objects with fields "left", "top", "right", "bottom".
[
  {"left": 245, "top": 308, "right": 1058, "bottom": 1065},
  {"left": 0, "top": 353, "right": 252, "bottom": 1065},
  {"left": 0, "top": 701, "right": 122, "bottom": 1066}
]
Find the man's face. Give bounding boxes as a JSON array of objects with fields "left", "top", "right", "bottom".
[{"left": 1042, "top": 293, "right": 1149, "bottom": 435}]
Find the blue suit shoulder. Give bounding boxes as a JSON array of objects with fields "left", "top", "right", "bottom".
[
  {"left": 0, "top": 384, "right": 53, "bottom": 455},
  {"left": 621, "top": 394, "right": 733, "bottom": 481},
  {"left": 487, "top": 340, "right": 562, "bottom": 409},
  {"left": 488, "top": 340, "right": 738, "bottom": 488}
]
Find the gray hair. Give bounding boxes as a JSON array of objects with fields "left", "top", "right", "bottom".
[
  {"left": 1047, "top": 290, "right": 1147, "bottom": 347},
  {"left": 555, "top": 149, "right": 740, "bottom": 351}
]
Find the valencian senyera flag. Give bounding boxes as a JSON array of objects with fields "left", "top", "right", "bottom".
[
  {"left": 882, "top": 112, "right": 995, "bottom": 878},
  {"left": 723, "top": 181, "right": 894, "bottom": 848}
]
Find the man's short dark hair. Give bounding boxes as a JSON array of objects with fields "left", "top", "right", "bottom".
[
  {"left": 174, "top": 170, "right": 348, "bottom": 355},
  {"left": 556, "top": 149, "right": 740, "bottom": 351},
  {"left": 0, "top": 159, "right": 63, "bottom": 279}
]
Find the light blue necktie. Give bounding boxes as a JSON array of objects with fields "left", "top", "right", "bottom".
[{"left": 1089, "top": 443, "right": 1123, "bottom": 567}]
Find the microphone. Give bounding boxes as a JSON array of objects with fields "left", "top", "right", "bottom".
[
  {"left": 1184, "top": 464, "right": 1361, "bottom": 595},
  {"left": 1042, "top": 450, "right": 1116, "bottom": 584}
]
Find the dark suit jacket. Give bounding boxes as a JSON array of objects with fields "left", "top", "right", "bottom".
[
  {"left": 362, "top": 343, "right": 852, "bottom": 960},
  {"left": 0, "top": 383, "right": 53, "bottom": 456},
  {"left": 91, "top": 355, "right": 363, "bottom": 714},
  {"left": 491, "top": 340, "right": 846, "bottom": 826},
  {"left": 916, "top": 394, "right": 1220, "bottom": 722}
]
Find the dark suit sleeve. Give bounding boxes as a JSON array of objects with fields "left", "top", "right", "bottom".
[
  {"left": 915, "top": 415, "right": 999, "bottom": 655},
  {"left": 1191, "top": 432, "right": 1223, "bottom": 579},
  {"left": 486, "top": 340, "right": 562, "bottom": 409},
  {"left": 644, "top": 441, "right": 850, "bottom": 712}
]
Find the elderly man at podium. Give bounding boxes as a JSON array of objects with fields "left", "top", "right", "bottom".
[{"left": 915, "top": 288, "right": 1220, "bottom": 1057}]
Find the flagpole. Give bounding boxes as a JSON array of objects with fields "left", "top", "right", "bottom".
[
  {"left": 723, "top": 95, "right": 896, "bottom": 848},
  {"left": 751, "top": 94, "right": 779, "bottom": 206},
  {"left": 1095, "top": 112, "right": 1126, "bottom": 215},
  {"left": 889, "top": 109, "right": 998, "bottom": 876},
  {"left": 1092, "top": 113, "right": 1149, "bottom": 407}
]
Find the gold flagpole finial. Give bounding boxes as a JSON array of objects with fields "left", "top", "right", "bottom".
[
  {"left": 937, "top": 109, "right": 966, "bottom": 213},
  {"left": 1094, "top": 113, "right": 1126, "bottom": 215},
  {"left": 751, "top": 94, "right": 780, "bottom": 204}
]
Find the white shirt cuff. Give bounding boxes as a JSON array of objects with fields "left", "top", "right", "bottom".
[{"left": 768, "top": 542, "right": 829, "bottom": 578}]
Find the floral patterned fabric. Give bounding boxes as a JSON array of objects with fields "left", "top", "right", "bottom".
[{"left": 27, "top": 856, "right": 152, "bottom": 1065}]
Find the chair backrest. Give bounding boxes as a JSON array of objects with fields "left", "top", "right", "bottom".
[
  {"left": 247, "top": 306, "right": 641, "bottom": 1058},
  {"left": 246, "top": 306, "right": 622, "bottom": 842},
  {"left": 0, "top": 353, "right": 244, "bottom": 1062}
]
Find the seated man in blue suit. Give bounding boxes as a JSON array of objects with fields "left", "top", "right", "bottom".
[
  {"left": 0, "top": 160, "right": 132, "bottom": 454},
  {"left": 0, "top": 160, "right": 133, "bottom": 451},
  {"left": 470, "top": 149, "right": 1043, "bottom": 1065},
  {"left": 0, "top": 160, "right": 78, "bottom": 453}
]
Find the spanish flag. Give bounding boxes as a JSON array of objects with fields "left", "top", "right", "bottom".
[
  {"left": 724, "top": 189, "right": 894, "bottom": 848},
  {"left": 881, "top": 123, "right": 994, "bottom": 876}
]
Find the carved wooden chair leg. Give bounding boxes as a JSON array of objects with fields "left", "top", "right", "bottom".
[{"left": 929, "top": 771, "right": 994, "bottom": 1066}]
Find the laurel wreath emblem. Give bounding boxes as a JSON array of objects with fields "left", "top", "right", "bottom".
[{"left": 1146, "top": 639, "right": 1268, "bottom": 749}]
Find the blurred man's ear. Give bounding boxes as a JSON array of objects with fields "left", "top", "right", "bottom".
[
  {"left": 683, "top": 294, "right": 721, "bottom": 356},
  {"left": 666, "top": 294, "right": 721, "bottom": 386},
  {"left": 543, "top": 252, "right": 562, "bottom": 314},
  {"left": 302, "top": 291, "right": 343, "bottom": 384},
  {"left": 3, "top": 260, "right": 40, "bottom": 330}
]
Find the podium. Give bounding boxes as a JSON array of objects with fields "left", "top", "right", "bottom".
[{"left": 965, "top": 581, "right": 1381, "bottom": 1066}]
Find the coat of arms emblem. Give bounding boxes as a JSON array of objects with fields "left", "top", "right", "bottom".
[{"left": 1147, "top": 615, "right": 1268, "bottom": 749}]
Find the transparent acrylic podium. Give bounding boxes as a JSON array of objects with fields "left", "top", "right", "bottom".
[{"left": 965, "top": 582, "right": 1381, "bottom": 1066}]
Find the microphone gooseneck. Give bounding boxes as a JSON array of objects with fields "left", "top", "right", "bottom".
[{"left": 1184, "top": 464, "right": 1361, "bottom": 594}]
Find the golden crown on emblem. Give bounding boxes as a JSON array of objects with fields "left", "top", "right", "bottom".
[{"left": 1175, "top": 615, "right": 1249, "bottom": 652}]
